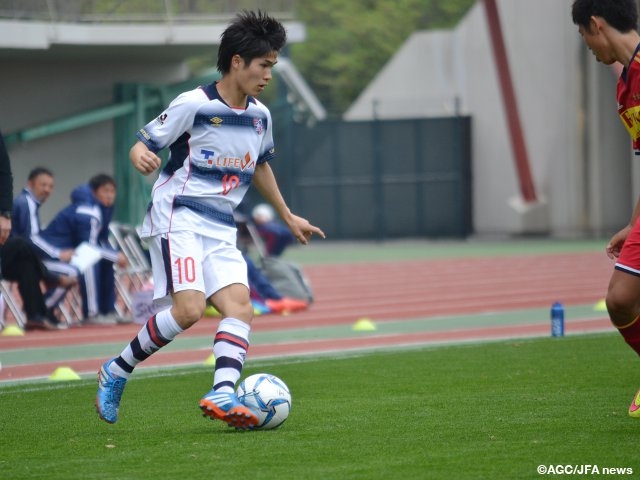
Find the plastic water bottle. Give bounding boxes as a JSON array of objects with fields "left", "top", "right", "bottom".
[{"left": 551, "top": 301, "right": 564, "bottom": 337}]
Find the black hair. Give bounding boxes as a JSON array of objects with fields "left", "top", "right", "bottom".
[
  {"left": 89, "top": 173, "right": 116, "bottom": 191},
  {"left": 216, "top": 10, "right": 287, "bottom": 74},
  {"left": 28, "top": 166, "right": 53, "bottom": 181},
  {"left": 572, "top": 0, "right": 638, "bottom": 32}
]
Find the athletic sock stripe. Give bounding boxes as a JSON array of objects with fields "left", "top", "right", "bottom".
[
  {"left": 213, "top": 381, "right": 235, "bottom": 391},
  {"left": 146, "top": 315, "right": 170, "bottom": 347},
  {"left": 114, "top": 356, "right": 134, "bottom": 374},
  {"left": 215, "top": 357, "right": 243, "bottom": 371},
  {"left": 130, "top": 337, "right": 152, "bottom": 362},
  {"left": 214, "top": 332, "right": 249, "bottom": 350}
]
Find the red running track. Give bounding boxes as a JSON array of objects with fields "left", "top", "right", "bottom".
[{"left": 0, "top": 251, "right": 614, "bottom": 381}]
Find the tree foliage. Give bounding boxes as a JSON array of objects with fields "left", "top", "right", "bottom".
[{"left": 289, "top": 0, "right": 476, "bottom": 117}]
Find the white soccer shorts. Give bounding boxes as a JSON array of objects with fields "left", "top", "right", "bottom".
[{"left": 147, "top": 230, "right": 249, "bottom": 300}]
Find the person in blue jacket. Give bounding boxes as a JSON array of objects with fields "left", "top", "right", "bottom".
[
  {"left": 251, "top": 203, "right": 295, "bottom": 257},
  {"left": 0, "top": 130, "right": 65, "bottom": 330},
  {"left": 12, "top": 167, "right": 78, "bottom": 317},
  {"left": 244, "top": 253, "right": 308, "bottom": 314},
  {"left": 41, "top": 174, "right": 129, "bottom": 324}
]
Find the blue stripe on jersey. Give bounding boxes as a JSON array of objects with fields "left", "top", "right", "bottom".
[
  {"left": 258, "top": 147, "right": 276, "bottom": 164},
  {"left": 200, "top": 82, "right": 217, "bottom": 100},
  {"left": 189, "top": 163, "right": 253, "bottom": 185},
  {"left": 199, "top": 82, "right": 257, "bottom": 107},
  {"left": 161, "top": 237, "right": 172, "bottom": 296},
  {"left": 173, "top": 196, "right": 235, "bottom": 226},
  {"left": 164, "top": 132, "right": 191, "bottom": 175},
  {"left": 136, "top": 129, "right": 162, "bottom": 152},
  {"left": 193, "top": 112, "right": 269, "bottom": 132}
]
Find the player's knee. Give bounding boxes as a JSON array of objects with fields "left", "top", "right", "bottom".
[
  {"left": 606, "top": 289, "right": 638, "bottom": 327},
  {"left": 219, "top": 300, "right": 253, "bottom": 324},
  {"left": 172, "top": 302, "right": 206, "bottom": 328},
  {"left": 239, "top": 301, "right": 254, "bottom": 321}
]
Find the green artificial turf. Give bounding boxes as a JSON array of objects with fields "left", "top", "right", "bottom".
[{"left": 1, "top": 333, "right": 638, "bottom": 479}]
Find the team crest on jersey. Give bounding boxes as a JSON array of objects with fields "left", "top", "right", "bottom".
[
  {"left": 155, "top": 113, "right": 168, "bottom": 125},
  {"left": 253, "top": 117, "right": 264, "bottom": 135},
  {"left": 210, "top": 116, "right": 223, "bottom": 127}
]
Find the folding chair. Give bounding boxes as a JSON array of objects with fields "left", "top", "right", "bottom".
[
  {"left": 0, "top": 279, "right": 26, "bottom": 329},
  {"left": 109, "top": 222, "right": 153, "bottom": 316},
  {"left": 235, "top": 212, "right": 267, "bottom": 258},
  {"left": 54, "top": 284, "right": 84, "bottom": 326}
]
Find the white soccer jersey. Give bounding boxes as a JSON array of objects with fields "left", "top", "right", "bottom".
[{"left": 136, "top": 82, "right": 276, "bottom": 243}]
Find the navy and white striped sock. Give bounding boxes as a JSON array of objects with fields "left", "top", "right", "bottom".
[
  {"left": 212, "top": 317, "right": 250, "bottom": 393},
  {"left": 110, "top": 308, "right": 183, "bottom": 379}
]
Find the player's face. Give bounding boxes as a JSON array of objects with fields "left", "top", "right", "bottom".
[
  {"left": 28, "top": 174, "right": 54, "bottom": 203},
  {"left": 237, "top": 53, "right": 278, "bottom": 97},
  {"left": 93, "top": 183, "right": 116, "bottom": 207},
  {"left": 578, "top": 20, "right": 615, "bottom": 65}
]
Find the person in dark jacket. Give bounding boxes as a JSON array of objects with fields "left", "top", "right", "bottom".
[
  {"left": 41, "top": 174, "right": 129, "bottom": 324},
  {"left": 12, "top": 167, "right": 78, "bottom": 312},
  {"left": 0, "top": 129, "right": 11, "bottom": 246},
  {"left": 0, "top": 130, "right": 62, "bottom": 330},
  {"left": 244, "top": 254, "right": 308, "bottom": 314},
  {"left": 251, "top": 203, "right": 295, "bottom": 257}
]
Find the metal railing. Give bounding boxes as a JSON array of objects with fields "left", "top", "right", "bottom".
[{"left": 0, "top": 0, "right": 296, "bottom": 23}]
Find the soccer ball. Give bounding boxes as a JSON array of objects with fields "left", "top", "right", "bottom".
[{"left": 236, "top": 373, "right": 291, "bottom": 429}]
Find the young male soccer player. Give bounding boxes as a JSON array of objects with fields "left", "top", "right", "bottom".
[
  {"left": 572, "top": 0, "right": 640, "bottom": 417},
  {"left": 95, "top": 10, "right": 325, "bottom": 429}
]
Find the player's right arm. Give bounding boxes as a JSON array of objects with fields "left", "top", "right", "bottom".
[
  {"left": 130, "top": 89, "right": 202, "bottom": 176},
  {"left": 129, "top": 141, "right": 161, "bottom": 176}
]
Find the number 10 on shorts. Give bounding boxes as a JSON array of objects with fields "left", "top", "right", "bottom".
[{"left": 174, "top": 257, "right": 196, "bottom": 283}]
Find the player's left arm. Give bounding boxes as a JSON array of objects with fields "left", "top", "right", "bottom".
[{"left": 251, "top": 162, "right": 325, "bottom": 244}]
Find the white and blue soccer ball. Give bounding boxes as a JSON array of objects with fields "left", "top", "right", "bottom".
[{"left": 237, "top": 373, "right": 291, "bottom": 429}]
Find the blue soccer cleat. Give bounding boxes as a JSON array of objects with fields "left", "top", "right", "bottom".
[
  {"left": 95, "top": 359, "right": 127, "bottom": 424},
  {"left": 199, "top": 389, "right": 259, "bottom": 430}
]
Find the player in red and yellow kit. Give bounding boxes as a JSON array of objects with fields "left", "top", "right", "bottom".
[{"left": 573, "top": 0, "right": 640, "bottom": 417}]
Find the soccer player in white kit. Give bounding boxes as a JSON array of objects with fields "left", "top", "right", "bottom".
[{"left": 95, "top": 10, "right": 325, "bottom": 429}]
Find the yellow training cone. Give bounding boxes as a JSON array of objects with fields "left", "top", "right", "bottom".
[
  {"left": 49, "top": 366, "right": 81, "bottom": 381},
  {"left": 352, "top": 318, "right": 377, "bottom": 332},
  {"left": 203, "top": 354, "right": 216, "bottom": 366},
  {"left": 593, "top": 299, "right": 607, "bottom": 312},
  {"left": 1, "top": 325, "right": 24, "bottom": 336}
]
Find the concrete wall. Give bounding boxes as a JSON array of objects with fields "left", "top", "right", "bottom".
[
  {"left": 0, "top": 59, "right": 189, "bottom": 224},
  {"left": 0, "top": 16, "right": 305, "bottom": 226},
  {"left": 2, "top": 2, "right": 635, "bottom": 238},
  {"left": 345, "top": 0, "right": 633, "bottom": 238}
]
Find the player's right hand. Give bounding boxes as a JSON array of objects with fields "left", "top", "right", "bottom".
[
  {"left": 130, "top": 141, "right": 161, "bottom": 175},
  {"left": 606, "top": 225, "right": 632, "bottom": 260},
  {"left": 134, "top": 150, "right": 161, "bottom": 175}
]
